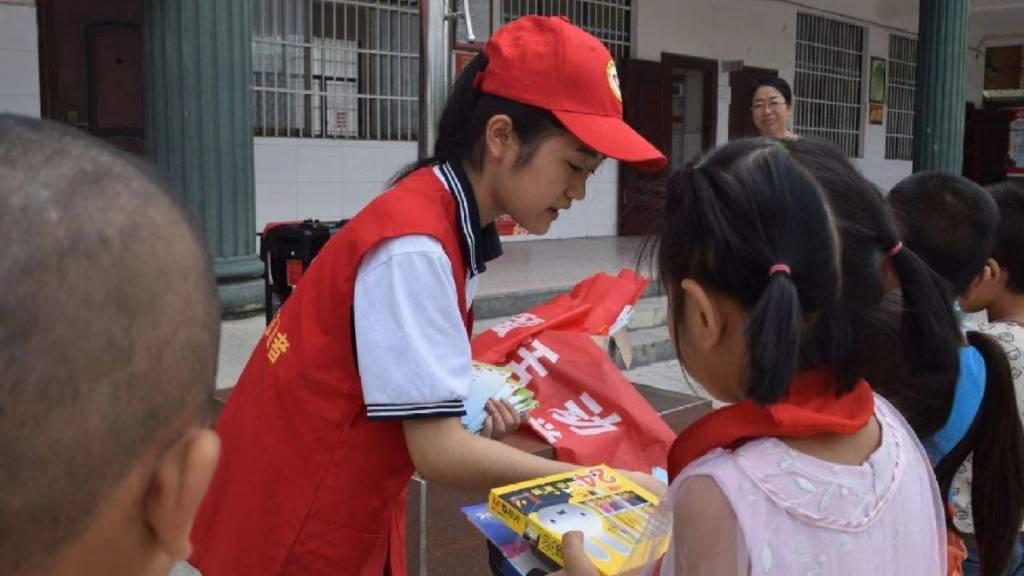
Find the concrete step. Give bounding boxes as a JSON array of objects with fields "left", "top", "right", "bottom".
[
  {"left": 473, "top": 294, "right": 667, "bottom": 336},
  {"left": 623, "top": 360, "right": 726, "bottom": 408},
  {"left": 614, "top": 325, "right": 675, "bottom": 369},
  {"left": 628, "top": 295, "right": 668, "bottom": 331},
  {"left": 473, "top": 282, "right": 662, "bottom": 321}
]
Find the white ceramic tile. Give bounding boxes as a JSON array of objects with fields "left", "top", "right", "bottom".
[
  {"left": 295, "top": 183, "right": 348, "bottom": 220},
  {"left": 587, "top": 180, "right": 619, "bottom": 237},
  {"left": 343, "top": 182, "right": 382, "bottom": 216},
  {"left": 295, "top": 142, "right": 349, "bottom": 183},
  {"left": 254, "top": 182, "right": 297, "bottom": 229},
  {"left": 378, "top": 142, "right": 417, "bottom": 181},
  {"left": 0, "top": 49, "right": 39, "bottom": 95},
  {"left": 0, "top": 6, "right": 37, "bottom": 52},
  {"left": 0, "top": 94, "right": 40, "bottom": 117},
  {"left": 253, "top": 140, "right": 296, "bottom": 184},
  {"left": 340, "top": 145, "right": 378, "bottom": 183},
  {"left": 548, "top": 201, "right": 589, "bottom": 239}
]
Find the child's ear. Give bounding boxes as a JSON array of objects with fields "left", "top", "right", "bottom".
[
  {"left": 879, "top": 253, "right": 900, "bottom": 292},
  {"left": 680, "top": 279, "right": 725, "bottom": 349},
  {"left": 484, "top": 114, "right": 518, "bottom": 162},
  {"left": 961, "top": 258, "right": 1001, "bottom": 312},
  {"left": 145, "top": 428, "right": 220, "bottom": 561},
  {"left": 986, "top": 258, "right": 1006, "bottom": 288}
]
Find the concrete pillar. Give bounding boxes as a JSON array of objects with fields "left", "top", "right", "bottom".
[
  {"left": 144, "top": 0, "right": 261, "bottom": 313},
  {"left": 419, "top": 0, "right": 450, "bottom": 159},
  {"left": 913, "top": 0, "right": 971, "bottom": 173}
]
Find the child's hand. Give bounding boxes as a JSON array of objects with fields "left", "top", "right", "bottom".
[
  {"left": 549, "top": 531, "right": 600, "bottom": 576},
  {"left": 623, "top": 470, "right": 667, "bottom": 499},
  {"left": 482, "top": 398, "right": 522, "bottom": 440}
]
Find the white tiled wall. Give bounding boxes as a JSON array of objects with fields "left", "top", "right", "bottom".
[
  {"left": 253, "top": 137, "right": 620, "bottom": 238},
  {"left": 0, "top": 3, "right": 40, "bottom": 117},
  {"left": 253, "top": 138, "right": 417, "bottom": 228}
]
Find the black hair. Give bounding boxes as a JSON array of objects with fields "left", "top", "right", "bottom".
[
  {"left": 885, "top": 171, "right": 1024, "bottom": 575},
  {"left": 889, "top": 171, "right": 999, "bottom": 295},
  {"left": 988, "top": 181, "right": 1024, "bottom": 294},
  {"left": 0, "top": 114, "right": 220, "bottom": 574},
  {"left": 751, "top": 77, "right": 793, "bottom": 106},
  {"left": 933, "top": 331, "right": 1024, "bottom": 576},
  {"left": 392, "top": 53, "right": 565, "bottom": 183},
  {"left": 783, "top": 138, "right": 963, "bottom": 438},
  {"left": 653, "top": 138, "right": 845, "bottom": 405}
]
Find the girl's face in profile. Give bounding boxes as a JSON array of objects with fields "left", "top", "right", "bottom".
[{"left": 493, "top": 132, "right": 602, "bottom": 236}]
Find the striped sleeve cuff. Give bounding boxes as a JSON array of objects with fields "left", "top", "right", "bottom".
[{"left": 366, "top": 400, "right": 467, "bottom": 421}]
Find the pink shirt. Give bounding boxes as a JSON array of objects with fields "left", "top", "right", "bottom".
[{"left": 654, "top": 395, "right": 947, "bottom": 575}]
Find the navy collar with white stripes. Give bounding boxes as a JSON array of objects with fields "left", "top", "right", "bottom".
[{"left": 434, "top": 161, "right": 503, "bottom": 278}]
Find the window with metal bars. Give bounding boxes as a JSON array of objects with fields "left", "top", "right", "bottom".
[
  {"left": 793, "top": 12, "right": 865, "bottom": 157},
  {"left": 886, "top": 35, "right": 917, "bottom": 161},
  {"left": 501, "top": 0, "right": 632, "bottom": 64},
  {"left": 252, "top": 0, "right": 419, "bottom": 140}
]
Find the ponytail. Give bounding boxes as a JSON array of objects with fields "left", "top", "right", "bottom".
[
  {"left": 888, "top": 246, "right": 963, "bottom": 437},
  {"left": 654, "top": 139, "right": 844, "bottom": 406},
  {"left": 779, "top": 136, "right": 964, "bottom": 436},
  {"left": 746, "top": 271, "right": 802, "bottom": 405},
  {"left": 390, "top": 53, "right": 563, "bottom": 184},
  {"left": 934, "top": 332, "right": 1024, "bottom": 575}
]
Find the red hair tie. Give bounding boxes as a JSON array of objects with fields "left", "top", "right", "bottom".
[
  {"left": 769, "top": 264, "right": 791, "bottom": 277},
  {"left": 888, "top": 241, "right": 904, "bottom": 257}
]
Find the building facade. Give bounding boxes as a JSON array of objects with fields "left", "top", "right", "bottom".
[{"left": 2, "top": 0, "right": 1022, "bottom": 244}]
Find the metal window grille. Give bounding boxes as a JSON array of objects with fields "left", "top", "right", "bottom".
[
  {"left": 253, "top": 0, "right": 419, "bottom": 140},
  {"left": 793, "top": 12, "right": 865, "bottom": 157},
  {"left": 886, "top": 35, "right": 917, "bottom": 161},
  {"left": 501, "top": 0, "right": 632, "bottom": 63}
]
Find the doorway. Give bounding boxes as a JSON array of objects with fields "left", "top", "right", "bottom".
[
  {"left": 37, "top": 0, "right": 144, "bottom": 154},
  {"left": 618, "top": 53, "right": 717, "bottom": 236}
]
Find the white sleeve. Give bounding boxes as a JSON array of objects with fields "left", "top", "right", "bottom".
[{"left": 354, "top": 235, "right": 472, "bottom": 420}]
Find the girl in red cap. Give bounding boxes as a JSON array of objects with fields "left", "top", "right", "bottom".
[{"left": 187, "top": 16, "right": 665, "bottom": 576}]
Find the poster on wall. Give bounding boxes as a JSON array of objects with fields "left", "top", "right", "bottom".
[
  {"left": 1009, "top": 107, "right": 1024, "bottom": 177},
  {"left": 870, "top": 57, "right": 887, "bottom": 104},
  {"left": 869, "top": 102, "right": 884, "bottom": 125}
]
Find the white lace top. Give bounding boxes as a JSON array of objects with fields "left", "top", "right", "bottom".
[{"left": 651, "top": 395, "right": 947, "bottom": 575}]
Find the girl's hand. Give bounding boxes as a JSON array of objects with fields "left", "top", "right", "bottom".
[
  {"left": 482, "top": 398, "right": 522, "bottom": 440},
  {"left": 549, "top": 531, "right": 600, "bottom": 576}
]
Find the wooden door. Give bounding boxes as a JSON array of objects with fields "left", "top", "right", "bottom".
[
  {"left": 964, "top": 104, "right": 1011, "bottom": 185},
  {"left": 88, "top": 23, "right": 143, "bottom": 154},
  {"left": 618, "top": 58, "right": 671, "bottom": 236},
  {"left": 663, "top": 53, "right": 718, "bottom": 169},
  {"left": 729, "top": 66, "right": 778, "bottom": 140},
  {"left": 618, "top": 54, "right": 718, "bottom": 236},
  {"left": 38, "top": 0, "right": 144, "bottom": 154}
]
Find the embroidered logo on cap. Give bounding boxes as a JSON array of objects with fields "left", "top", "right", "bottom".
[{"left": 606, "top": 60, "right": 621, "bottom": 102}]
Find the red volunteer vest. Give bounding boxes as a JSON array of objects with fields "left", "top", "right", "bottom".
[{"left": 189, "top": 167, "right": 472, "bottom": 576}]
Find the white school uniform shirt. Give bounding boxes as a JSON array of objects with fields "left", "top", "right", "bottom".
[{"left": 354, "top": 160, "right": 502, "bottom": 421}]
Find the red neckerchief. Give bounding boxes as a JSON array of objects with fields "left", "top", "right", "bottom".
[{"left": 668, "top": 370, "right": 875, "bottom": 480}]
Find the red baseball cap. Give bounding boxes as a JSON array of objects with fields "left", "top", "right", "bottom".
[{"left": 476, "top": 16, "right": 667, "bottom": 172}]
